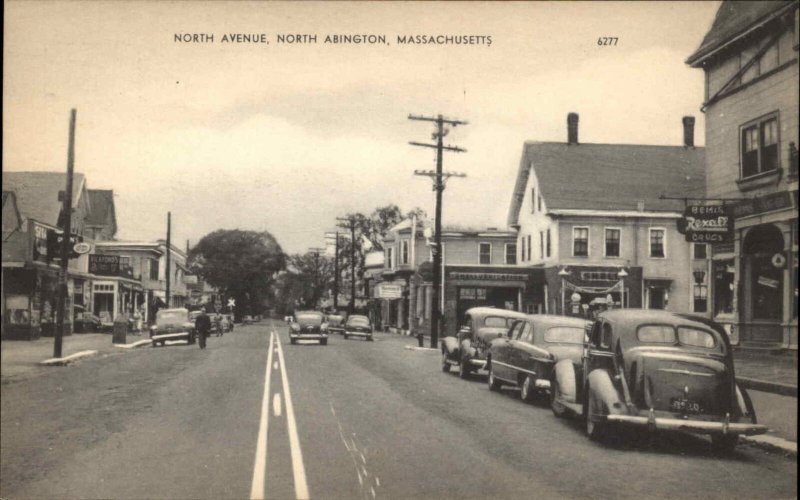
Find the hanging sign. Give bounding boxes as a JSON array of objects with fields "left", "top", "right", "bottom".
[
  {"left": 771, "top": 252, "right": 787, "bottom": 269},
  {"left": 677, "top": 204, "right": 733, "bottom": 243}
]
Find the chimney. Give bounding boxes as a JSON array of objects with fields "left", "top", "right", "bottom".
[
  {"left": 567, "top": 112, "right": 579, "bottom": 145},
  {"left": 682, "top": 116, "right": 695, "bottom": 147}
]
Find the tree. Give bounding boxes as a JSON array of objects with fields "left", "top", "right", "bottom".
[
  {"left": 188, "top": 229, "right": 286, "bottom": 319},
  {"left": 275, "top": 252, "right": 334, "bottom": 312}
]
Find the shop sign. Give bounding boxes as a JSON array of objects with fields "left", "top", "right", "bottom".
[
  {"left": 677, "top": 204, "right": 733, "bottom": 243},
  {"left": 376, "top": 283, "right": 403, "bottom": 299},
  {"left": 89, "top": 254, "right": 120, "bottom": 276},
  {"left": 73, "top": 241, "right": 92, "bottom": 255},
  {"left": 32, "top": 223, "right": 50, "bottom": 261},
  {"left": 184, "top": 275, "right": 198, "bottom": 285},
  {"left": 45, "top": 229, "right": 83, "bottom": 259},
  {"left": 449, "top": 272, "right": 525, "bottom": 281},
  {"left": 731, "top": 191, "right": 794, "bottom": 218}
]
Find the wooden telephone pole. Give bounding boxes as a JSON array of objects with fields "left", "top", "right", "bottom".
[
  {"left": 165, "top": 212, "right": 171, "bottom": 308},
  {"left": 54, "top": 109, "right": 77, "bottom": 358},
  {"left": 409, "top": 113, "right": 467, "bottom": 349},
  {"left": 336, "top": 217, "right": 358, "bottom": 314}
]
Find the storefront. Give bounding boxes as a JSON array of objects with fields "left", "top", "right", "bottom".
[
  {"left": 543, "top": 265, "right": 643, "bottom": 319},
  {"left": 375, "top": 280, "right": 405, "bottom": 332}
]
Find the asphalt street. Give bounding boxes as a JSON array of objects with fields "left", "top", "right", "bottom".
[{"left": 1, "top": 320, "right": 796, "bottom": 499}]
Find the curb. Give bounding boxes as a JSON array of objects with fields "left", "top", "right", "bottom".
[
  {"left": 737, "top": 377, "right": 798, "bottom": 398},
  {"left": 404, "top": 345, "right": 439, "bottom": 352},
  {"left": 40, "top": 350, "right": 99, "bottom": 366},
  {"left": 741, "top": 434, "right": 797, "bottom": 457},
  {"left": 114, "top": 339, "right": 153, "bottom": 349}
]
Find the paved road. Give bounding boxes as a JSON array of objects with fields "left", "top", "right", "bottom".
[{"left": 1, "top": 320, "right": 796, "bottom": 499}]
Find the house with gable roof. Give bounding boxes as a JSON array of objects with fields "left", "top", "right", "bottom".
[{"left": 507, "top": 113, "right": 707, "bottom": 318}]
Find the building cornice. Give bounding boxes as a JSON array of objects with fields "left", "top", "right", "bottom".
[{"left": 548, "top": 209, "right": 681, "bottom": 219}]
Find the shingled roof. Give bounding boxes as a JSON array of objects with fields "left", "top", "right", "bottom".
[
  {"left": 3, "top": 171, "right": 87, "bottom": 226},
  {"left": 507, "top": 142, "right": 705, "bottom": 227},
  {"left": 86, "top": 189, "right": 117, "bottom": 234},
  {"left": 686, "top": 1, "right": 796, "bottom": 66}
]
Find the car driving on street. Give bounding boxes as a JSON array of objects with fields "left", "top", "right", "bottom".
[
  {"left": 326, "top": 313, "right": 346, "bottom": 335},
  {"left": 550, "top": 309, "right": 767, "bottom": 451},
  {"left": 289, "top": 310, "right": 329, "bottom": 345},
  {"left": 486, "top": 315, "right": 590, "bottom": 402},
  {"left": 150, "top": 308, "right": 196, "bottom": 347},
  {"left": 343, "top": 315, "right": 373, "bottom": 341}
]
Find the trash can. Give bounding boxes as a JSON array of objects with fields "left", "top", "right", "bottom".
[{"left": 112, "top": 314, "right": 128, "bottom": 345}]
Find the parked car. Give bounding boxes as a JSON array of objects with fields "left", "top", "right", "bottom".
[
  {"left": 289, "top": 310, "right": 328, "bottom": 345},
  {"left": 73, "top": 305, "right": 101, "bottom": 333},
  {"left": 441, "top": 307, "right": 529, "bottom": 378},
  {"left": 326, "top": 313, "right": 347, "bottom": 335},
  {"left": 343, "top": 315, "right": 373, "bottom": 341},
  {"left": 486, "top": 315, "right": 590, "bottom": 402},
  {"left": 550, "top": 309, "right": 767, "bottom": 451},
  {"left": 150, "top": 308, "right": 196, "bottom": 347},
  {"left": 242, "top": 315, "right": 253, "bottom": 325}
]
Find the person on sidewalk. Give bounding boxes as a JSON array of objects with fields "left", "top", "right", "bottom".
[{"left": 195, "top": 309, "right": 211, "bottom": 349}]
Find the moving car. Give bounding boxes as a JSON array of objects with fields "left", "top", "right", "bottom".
[
  {"left": 150, "top": 308, "right": 196, "bottom": 347},
  {"left": 243, "top": 315, "right": 253, "bottom": 325},
  {"left": 343, "top": 315, "right": 373, "bottom": 341},
  {"left": 550, "top": 309, "right": 767, "bottom": 451},
  {"left": 441, "top": 307, "right": 528, "bottom": 378},
  {"left": 486, "top": 315, "right": 590, "bottom": 402},
  {"left": 289, "top": 310, "right": 329, "bottom": 345},
  {"left": 327, "top": 313, "right": 347, "bottom": 335}
]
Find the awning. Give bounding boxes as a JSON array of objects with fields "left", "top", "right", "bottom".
[{"left": 564, "top": 280, "right": 624, "bottom": 295}]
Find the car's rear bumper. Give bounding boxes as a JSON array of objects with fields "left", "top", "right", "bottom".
[
  {"left": 151, "top": 332, "right": 190, "bottom": 341},
  {"left": 290, "top": 333, "right": 328, "bottom": 340},
  {"left": 344, "top": 330, "right": 372, "bottom": 337},
  {"left": 328, "top": 327, "right": 345, "bottom": 334},
  {"left": 605, "top": 414, "right": 767, "bottom": 436}
]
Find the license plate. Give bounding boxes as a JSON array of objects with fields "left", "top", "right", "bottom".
[{"left": 669, "top": 398, "right": 702, "bottom": 414}]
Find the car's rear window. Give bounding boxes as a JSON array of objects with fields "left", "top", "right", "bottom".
[
  {"left": 328, "top": 316, "right": 344, "bottom": 325},
  {"left": 296, "top": 314, "right": 323, "bottom": 325},
  {"left": 637, "top": 325, "right": 676, "bottom": 344},
  {"left": 347, "top": 316, "right": 369, "bottom": 326},
  {"left": 484, "top": 316, "right": 514, "bottom": 328},
  {"left": 677, "top": 327, "right": 717, "bottom": 348},
  {"left": 544, "top": 327, "right": 585, "bottom": 344}
]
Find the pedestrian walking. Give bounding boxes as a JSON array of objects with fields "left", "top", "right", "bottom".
[{"left": 195, "top": 309, "right": 211, "bottom": 349}]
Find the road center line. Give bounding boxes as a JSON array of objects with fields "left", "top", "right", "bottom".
[
  {"left": 250, "top": 331, "right": 274, "bottom": 500},
  {"left": 275, "top": 335, "right": 310, "bottom": 500},
  {"left": 273, "top": 393, "right": 282, "bottom": 416}
]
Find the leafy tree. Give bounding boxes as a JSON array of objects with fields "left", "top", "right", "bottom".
[
  {"left": 275, "top": 252, "right": 334, "bottom": 312},
  {"left": 188, "top": 229, "right": 286, "bottom": 318}
]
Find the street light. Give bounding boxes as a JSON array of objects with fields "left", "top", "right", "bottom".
[
  {"left": 558, "top": 267, "right": 570, "bottom": 316},
  {"left": 617, "top": 268, "right": 629, "bottom": 308}
]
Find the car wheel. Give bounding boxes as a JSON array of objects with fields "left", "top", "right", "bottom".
[
  {"left": 151, "top": 340, "right": 157, "bottom": 348},
  {"left": 459, "top": 358, "right": 471, "bottom": 379},
  {"left": 320, "top": 339, "right": 328, "bottom": 346},
  {"left": 521, "top": 375, "right": 536, "bottom": 403},
  {"left": 290, "top": 338, "right": 296, "bottom": 345},
  {"left": 585, "top": 386, "right": 606, "bottom": 441},
  {"left": 551, "top": 378, "right": 567, "bottom": 418},
  {"left": 488, "top": 365, "right": 502, "bottom": 391},
  {"left": 711, "top": 434, "right": 739, "bottom": 453},
  {"left": 343, "top": 334, "right": 349, "bottom": 340},
  {"left": 441, "top": 352, "right": 451, "bottom": 373},
  {"left": 367, "top": 336, "right": 374, "bottom": 341}
]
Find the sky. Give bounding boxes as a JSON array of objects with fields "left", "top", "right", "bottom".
[{"left": 3, "top": 1, "right": 721, "bottom": 254}]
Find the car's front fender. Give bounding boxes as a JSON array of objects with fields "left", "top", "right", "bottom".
[
  {"left": 736, "top": 384, "right": 758, "bottom": 424},
  {"left": 554, "top": 360, "right": 578, "bottom": 403},
  {"left": 442, "top": 336, "right": 460, "bottom": 358},
  {"left": 460, "top": 339, "right": 477, "bottom": 360},
  {"left": 587, "top": 369, "right": 625, "bottom": 416}
]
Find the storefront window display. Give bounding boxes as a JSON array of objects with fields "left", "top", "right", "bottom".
[{"left": 714, "top": 260, "right": 735, "bottom": 316}]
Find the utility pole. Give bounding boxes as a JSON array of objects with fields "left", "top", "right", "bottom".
[
  {"left": 333, "top": 232, "right": 340, "bottom": 310},
  {"left": 409, "top": 113, "right": 467, "bottom": 349},
  {"left": 336, "top": 216, "right": 358, "bottom": 314},
  {"left": 54, "top": 108, "right": 77, "bottom": 359},
  {"left": 165, "top": 212, "right": 171, "bottom": 308}
]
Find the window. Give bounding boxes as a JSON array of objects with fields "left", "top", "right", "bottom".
[
  {"left": 520, "top": 236, "right": 526, "bottom": 262},
  {"left": 149, "top": 258, "right": 159, "bottom": 280},
  {"left": 401, "top": 240, "right": 409, "bottom": 265},
  {"left": 486, "top": 316, "right": 511, "bottom": 328},
  {"left": 693, "top": 243, "right": 708, "bottom": 259},
  {"left": 545, "top": 327, "right": 585, "bottom": 344},
  {"left": 649, "top": 228, "right": 666, "bottom": 258},
  {"left": 505, "top": 243, "right": 517, "bottom": 265},
  {"left": 537, "top": 194, "right": 542, "bottom": 212},
  {"left": 605, "top": 228, "right": 621, "bottom": 257},
  {"left": 713, "top": 260, "right": 734, "bottom": 316},
  {"left": 386, "top": 247, "right": 394, "bottom": 269},
  {"left": 539, "top": 232, "right": 544, "bottom": 260},
  {"left": 637, "top": 325, "right": 676, "bottom": 344},
  {"left": 479, "top": 243, "right": 492, "bottom": 264},
  {"left": 678, "top": 327, "right": 716, "bottom": 349},
  {"left": 119, "top": 256, "right": 131, "bottom": 266},
  {"left": 741, "top": 115, "right": 779, "bottom": 179},
  {"left": 573, "top": 227, "right": 589, "bottom": 257},
  {"left": 531, "top": 187, "right": 536, "bottom": 213},
  {"left": 693, "top": 283, "right": 708, "bottom": 313},
  {"left": 546, "top": 229, "right": 551, "bottom": 257},
  {"left": 527, "top": 235, "right": 532, "bottom": 261},
  {"left": 518, "top": 322, "right": 533, "bottom": 343}
]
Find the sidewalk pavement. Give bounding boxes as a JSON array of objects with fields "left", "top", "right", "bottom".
[{"left": 1, "top": 332, "right": 149, "bottom": 381}]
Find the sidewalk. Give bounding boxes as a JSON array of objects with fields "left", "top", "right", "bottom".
[{"left": 1, "top": 332, "right": 148, "bottom": 381}]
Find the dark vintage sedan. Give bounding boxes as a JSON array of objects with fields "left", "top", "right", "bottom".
[
  {"left": 289, "top": 310, "right": 328, "bottom": 345},
  {"left": 486, "top": 315, "right": 590, "bottom": 402},
  {"left": 550, "top": 309, "right": 766, "bottom": 451},
  {"left": 441, "top": 307, "right": 529, "bottom": 378},
  {"left": 150, "top": 308, "right": 197, "bottom": 347},
  {"left": 343, "top": 315, "right": 373, "bottom": 341}
]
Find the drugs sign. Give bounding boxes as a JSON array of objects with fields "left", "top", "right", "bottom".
[{"left": 677, "top": 204, "right": 734, "bottom": 243}]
